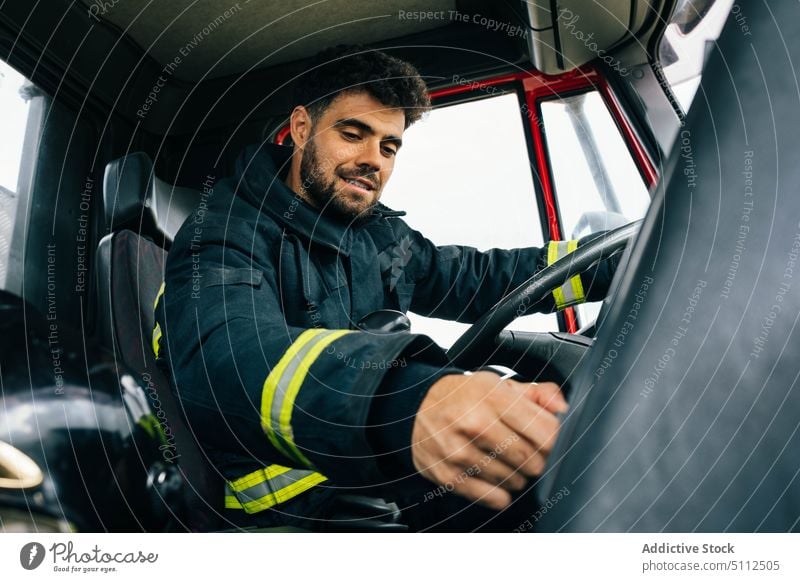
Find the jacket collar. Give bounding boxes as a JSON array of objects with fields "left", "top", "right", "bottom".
[{"left": 235, "top": 143, "right": 405, "bottom": 256}]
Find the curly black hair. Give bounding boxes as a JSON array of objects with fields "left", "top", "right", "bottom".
[{"left": 293, "top": 45, "right": 431, "bottom": 129}]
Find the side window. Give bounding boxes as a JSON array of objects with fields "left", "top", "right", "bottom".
[
  {"left": 381, "top": 92, "right": 556, "bottom": 348},
  {"left": 0, "top": 59, "right": 32, "bottom": 289},
  {"left": 540, "top": 90, "right": 651, "bottom": 325}
]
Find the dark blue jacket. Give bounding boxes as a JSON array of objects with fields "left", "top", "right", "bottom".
[{"left": 154, "top": 143, "right": 614, "bottom": 528}]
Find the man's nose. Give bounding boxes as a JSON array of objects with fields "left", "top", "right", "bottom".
[{"left": 353, "top": 140, "right": 383, "bottom": 174}]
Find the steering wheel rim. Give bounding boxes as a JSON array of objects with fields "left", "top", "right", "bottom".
[{"left": 446, "top": 221, "right": 641, "bottom": 368}]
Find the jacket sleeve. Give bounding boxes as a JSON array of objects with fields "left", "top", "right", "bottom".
[
  {"left": 393, "top": 220, "right": 619, "bottom": 322},
  {"left": 157, "top": 220, "right": 448, "bottom": 488}
]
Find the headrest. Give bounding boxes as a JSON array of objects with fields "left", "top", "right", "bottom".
[{"left": 103, "top": 152, "right": 199, "bottom": 243}]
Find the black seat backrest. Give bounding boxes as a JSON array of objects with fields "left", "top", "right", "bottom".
[
  {"left": 96, "top": 153, "right": 223, "bottom": 531},
  {"left": 103, "top": 152, "right": 199, "bottom": 246},
  {"left": 539, "top": 3, "right": 800, "bottom": 532}
]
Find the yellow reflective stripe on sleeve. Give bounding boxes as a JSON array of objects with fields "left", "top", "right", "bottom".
[
  {"left": 260, "top": 329, "right": 325, "bottom": 462},
  {"left": 277, "top": 330, "right": 351, "bottom": 466},
  {"left": 547, "top": 241, "right": 561, "bottom": 267},
  {"left": 224, "top": 464, "right": 328, "bottom": 514},
  {"left": 153, "top": 282, "right": 165, "bottom": 310},
  {"left": 565, "top": 239, "right": 585, "bottom": 306},
  {"left": 565, "top": 239, "right": 579, "bottom": 255},
  {"left": 547, "top": 240, "right": 586, "bottom": 310},
  {"left": 552, "top": 284, "right": 567, "bottom": 310},
  {"left": 261, "top": 329, "right": 353, "bottom": 467},
  {"left": 152, "top": 282, "right": 166, "bottom": 358},
  {"left": 152, "top": 323, "right": 162, "bottom": 358}
]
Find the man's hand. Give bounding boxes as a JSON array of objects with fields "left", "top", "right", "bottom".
[{"left": 411, "top": 371, "right": 568, "bottom": 510}]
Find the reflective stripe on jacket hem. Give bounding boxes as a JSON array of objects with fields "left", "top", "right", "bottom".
[{"left": 225, "top": 464, "right": 327, "bottom": 514}]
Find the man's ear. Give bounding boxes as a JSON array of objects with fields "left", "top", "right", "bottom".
[{"left": 290, "top": 105, "right": 313, "bottom": 149}]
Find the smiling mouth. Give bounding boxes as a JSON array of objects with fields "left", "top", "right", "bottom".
[{"left": 340, "top": 175, "right": 378, "bottom": 195}]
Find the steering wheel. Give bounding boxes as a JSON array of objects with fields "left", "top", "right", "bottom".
[{"left": 445, "top": 221, "right": 641, "bottom": 383}]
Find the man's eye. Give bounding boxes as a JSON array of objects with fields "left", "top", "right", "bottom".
[
  {"left": 381, "top": 145, "right": 397, "bottom": 156},
  {"left": 342, "top": 131, "right": 360, "bottom": 140}
]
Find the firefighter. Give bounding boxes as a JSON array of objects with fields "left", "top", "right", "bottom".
[{"left": 154, "top": 45, "right": 618, "bottom": 531}]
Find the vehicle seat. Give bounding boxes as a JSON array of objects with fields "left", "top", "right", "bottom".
[
  {"left": 537, "top": 2, "right": 800, "bottom": 531},
  {"left": 95, "top": 152, "right": 223, "bottom": 531}
]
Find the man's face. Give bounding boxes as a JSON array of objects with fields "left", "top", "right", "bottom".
[{"left": 298, "top": 92, "right": 405, "bottom": 220}]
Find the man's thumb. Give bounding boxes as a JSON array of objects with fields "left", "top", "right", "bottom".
[{"left": 523, "top": 382, "right": 568, "bottom": 414}]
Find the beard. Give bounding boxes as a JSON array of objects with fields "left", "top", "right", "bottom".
[{"left": 299, "top": 137, "right": 380, "bottom": 222}]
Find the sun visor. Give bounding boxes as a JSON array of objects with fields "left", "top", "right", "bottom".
[{"left": 523, "top": 0, "right": 666, "bottom": 74}]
